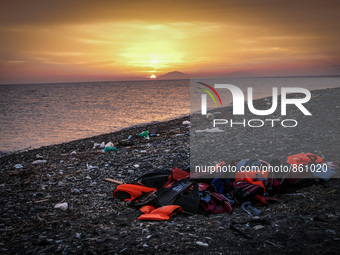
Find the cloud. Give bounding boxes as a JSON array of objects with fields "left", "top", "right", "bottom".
[{"left": 0, "top": 0, "right": 339, "bottom": 83}]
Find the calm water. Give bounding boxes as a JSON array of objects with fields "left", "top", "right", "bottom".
[
  {"left": 0, "top": 80, "right": 190, "bottom": 153},
  {"left": 0, "top": 77, "right": 339, "bottom": 153}
]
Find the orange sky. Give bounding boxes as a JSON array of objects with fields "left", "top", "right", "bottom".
[{"left": 0, "top": 0, "right": 339, "bottom": 84}]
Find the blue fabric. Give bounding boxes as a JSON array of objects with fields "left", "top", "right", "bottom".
[
  {"left": 199, "top": 191, "right": 211, "bottom": 202},
  {"left": 211, "top": 178, "right": 229, "bottom": 194}
]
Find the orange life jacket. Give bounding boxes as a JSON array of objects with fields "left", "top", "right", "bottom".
[
  {"left": 139, "top": 205, "right": 155, "bottom": 214},
  {"left": 137, "top": 205, "right": 182, "bottom": 221},
  {"left": 235, "top": 171, "right": 268, "bottom": 189},
  {"left": 113, "top": 183, "right": 156, "bottom": 201},
  {"left": 287, "top": 153, "right": 323, "bottom": 165}
]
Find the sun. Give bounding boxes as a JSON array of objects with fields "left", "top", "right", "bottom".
[{"left": 150, "top": 74, "right": 156, "bottom": 79}]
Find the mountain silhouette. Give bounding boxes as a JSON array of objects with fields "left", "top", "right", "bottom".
[{"left": 157, "top": 71, "right": 189, "bottom": 80}]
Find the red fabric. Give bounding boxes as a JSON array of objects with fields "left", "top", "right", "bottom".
[
  {"left": 171, "top": 167, "right": 189, "bottom": 181},
  {"left": 254, "top": 195, "right": 279, "bottom": 206},
  {"left": 200, "top": 192, "right": 233, "bottom": 214},
  {"left": 235, "top": 159, "right": 270, "bottom": 188},
  {"left": 138, "top": 213, "right": 171, "bottom": 221},
  {"left": 139, "top": 205, "right": 155, "bottom": 214},
  {"left": 254, "top": 194, "right": 267, "bottom": 205},
  {"left": 164, "top": 167, "right": 189, "bottom": 188},
  {"left": 287, "top": 153, "right": 323, "bottom": 165},
  {"left": 138, "top": 205, "right": 183, "bottom": 221},
  {"left": 113, "top": 184, "right": 156, "bottom": 201},
  {"left": 235, "top": 174, "right": 266, "bottom": 189}
]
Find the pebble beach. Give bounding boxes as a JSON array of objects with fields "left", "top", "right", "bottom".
[{"left": 0, "top": 87, "right": 339, "bottom": 254}]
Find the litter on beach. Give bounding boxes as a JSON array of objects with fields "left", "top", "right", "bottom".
[{"left": 110, "top": 153, "right": 338, "bottom": 221}]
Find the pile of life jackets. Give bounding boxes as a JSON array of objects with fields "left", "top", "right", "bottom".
[{"left": 113, "top": 153, "right": 338, "bottom": 221}]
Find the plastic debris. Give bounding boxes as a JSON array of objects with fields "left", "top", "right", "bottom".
[
  {"left": 99, "top": 142, "right": 105, "bottom": 149},
  {"left": 14, "top": 164, "right": 23, "bottom": 169},
  {"left": 138, "top": 131, "right": 149, "bottom": 138},
  {"left": 105, "top": 141, "right": 114, "bottom": 148},
  {"left": 182, "top": 120, "right": 190, "bottom": 125},
  {"left": 103, "top": 146, "right": 118, "bottom": 152},
  {"left": 93, "top": 142, "right": 101, "bottom": 149},
  {"left": 54, "top": 202, "right": 68, "bottom": 211}
]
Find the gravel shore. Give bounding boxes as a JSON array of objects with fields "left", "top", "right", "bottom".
[{"left": 1, "top": 87, "right": 339, "bottom": 254}]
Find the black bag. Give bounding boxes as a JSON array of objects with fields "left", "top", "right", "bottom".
[
  {"left": 135, "top": 169, "right": 172, "bottom": 189},
  {"left": 155, "top": 179, "right": 200, "bottom": 215}
]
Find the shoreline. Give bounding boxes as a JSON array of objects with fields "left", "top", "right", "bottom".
[
  {"left": 3, "top": 85, "right": 339, "bottom": 159},
  {"left": 0, "top": 113, "right": 191, "bottom": 158}
]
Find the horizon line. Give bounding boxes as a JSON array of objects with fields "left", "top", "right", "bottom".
[{"left": 1, "top": 74, "right": 340, "bottom": 86}]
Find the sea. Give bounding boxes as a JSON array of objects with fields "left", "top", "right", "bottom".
[{"left": 0, "top": 76, "right": 339, "bottom": 155}]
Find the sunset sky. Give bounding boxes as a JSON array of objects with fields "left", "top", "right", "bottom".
[{"left": 0, "top": 0, "right": 339, "bottom": 84}]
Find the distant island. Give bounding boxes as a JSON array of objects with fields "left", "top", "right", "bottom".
[{"left": 156, "top": 71, "right": 189, "bottom": 80}]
